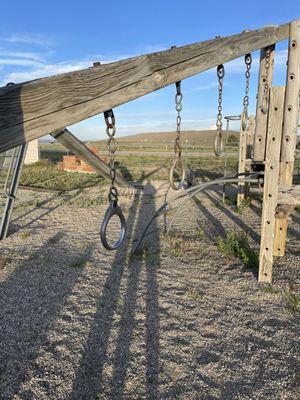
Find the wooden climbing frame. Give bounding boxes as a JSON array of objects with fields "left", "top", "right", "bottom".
[{"left": 0, "top": 19, "right": 299, "bottom": 281}]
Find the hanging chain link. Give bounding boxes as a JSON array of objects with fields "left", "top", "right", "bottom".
[
  {"left": 169, "top": 81, "right": 186, "bottom": 190},
  {"left": 101, "top": 109, "right": 127, "bottom": 251},
  {"left": 241, "top": 53, "right": 252, "bottom": 131},
  {"left": 215, "top": 64, "right": 225, "bottom": 157},
  {"left": 261, "top": 47, "right": 271, "bottom": 114},
  {"left": 104, "top": 109, "right": 119, "bottom": 204},
  {"left": 174, "top": 81, "right": 183, "bottom": 158}
]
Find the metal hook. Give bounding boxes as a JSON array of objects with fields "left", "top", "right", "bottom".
[
  {"left": 169, "top": 157, "right": 186, "bottom": 190},
  {"left": 100, "top": 201, "right": 127, "bottom": 250}
]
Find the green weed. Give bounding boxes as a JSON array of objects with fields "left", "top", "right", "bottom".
[
  {"left": 20, "top": 231, "right": 32, "bottom": 239},
  {"left": 261, "top": 284, "right": 280, "bottom": 294},
  {"left": 285, "top": 292, "right": 300, "bottom": 314},
  {"left": 216, "top": 230, "right": 258, "bottom": 268}
]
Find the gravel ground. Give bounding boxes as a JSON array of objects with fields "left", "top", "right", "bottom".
[{"left": 0, "top": 181, "right": 299, "bottom": 400}]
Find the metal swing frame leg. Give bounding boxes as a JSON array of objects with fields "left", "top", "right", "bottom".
[{"left": 0, "top": 143, "right": 28, "bottom": 240}]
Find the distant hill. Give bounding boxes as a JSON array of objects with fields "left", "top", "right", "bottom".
[{"left": 89, "top": 130, "right": 240, "bottom": 146}]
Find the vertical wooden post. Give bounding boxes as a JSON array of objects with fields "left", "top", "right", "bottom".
[
  {"left": 253, "top": 45, "right": 275, "bottom": 162},
  {"left": 245, "top": 115, "right": 255, "bottom": 197},
  {"left": 237, "top": 120, "right": 247, "bottom": 206},
  {"left": 259, "top": 86, "right": 285, "bottom": 283},
  {"left": 274, "top": 20, "right": 300, "bottom": 257}
]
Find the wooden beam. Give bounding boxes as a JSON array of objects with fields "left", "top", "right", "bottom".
[
  {"left": 253, "top": 45, "right": 276, "bottom": 161},
  {"left": 259, "top": 86, "right": 285, "bottom": 283},
  {"left": 0, "top": 23, "right": 290, "bottom": 153},
  {"left": 274, "top": 19, "right": 300, "bottom": 257},
  {"left": 51, "top": 129, "right": 129, "bottom": 188}
]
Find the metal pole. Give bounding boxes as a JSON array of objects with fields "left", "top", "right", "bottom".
[{"left": 0, "top": 144, "right": 28, "bottom": 240}]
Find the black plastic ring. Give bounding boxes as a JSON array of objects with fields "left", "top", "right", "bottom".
[{"left": 100, "top": 202, "right": 126, "bottom": 250}]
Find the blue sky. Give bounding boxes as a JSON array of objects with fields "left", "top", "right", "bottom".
[{"left": 0, "top": 1, "right": 299, "bottom": 140}]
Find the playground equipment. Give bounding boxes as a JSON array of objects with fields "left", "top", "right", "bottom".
[{"left": 0, "top": 20, "right": 299, "bottom": 282}]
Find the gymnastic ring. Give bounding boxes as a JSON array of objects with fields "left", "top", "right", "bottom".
[
  {"left": 241, "top": 109, "right": 248, "bottom": 131},
  {"left": 261, "top": 95, "right": 268, "bottom": 115},
  {"left": 100, "top": 201, "right": 127, "bottom": 250},
  {"left": 169, "top": 157, "right": 186, "bottom": 190},
  {"left": 214, "top": 131, "right": 224, "bottom": 157}
]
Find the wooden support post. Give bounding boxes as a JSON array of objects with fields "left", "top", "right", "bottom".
[
  {"left": 274, "top": 20, "right": 300, "bottom": 257},
  {"left": 245, "top": 115, "right": 255, "bottom": 198},
  {"left": 253, "top": 45, "right": 275, "bottom": 162},
  {"left": 259, "top": 86, "right": 285, "bottom": 283}
]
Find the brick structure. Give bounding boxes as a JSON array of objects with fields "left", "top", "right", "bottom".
[{"left": 62, "top": 146, "right": 103, "bottom": 173}]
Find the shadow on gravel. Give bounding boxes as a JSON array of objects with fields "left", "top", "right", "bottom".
[
  {"left": 69, "top": 178, "right": 161, "bottom": 399},
  {"left": 0, "top": 231, "right": 96, "bottom": 398},
  {"left": 203, "top": 188, "right": 260, "bottom": 243},
  {"left": 10, "top": 189, "right": 83, "bottom": 235}
]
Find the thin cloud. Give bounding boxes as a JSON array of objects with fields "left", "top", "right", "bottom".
[
  {"left": 0, "top": 50, "right": 44, "bottom": 61},
  {"left": 1, "top": 33, "right": 52, "bottom": 46},
  {"left": 0, "top": 58, "right": 42, "bottom": 67}
]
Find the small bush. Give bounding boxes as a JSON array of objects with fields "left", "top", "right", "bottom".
[{"left": 217, "top": 230, "right": 258, "bottom": 269}]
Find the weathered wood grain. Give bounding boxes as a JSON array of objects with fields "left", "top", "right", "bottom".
[
  {"left": 258, "top": 86, "right": 285, "bottom": 283},
  {"left": 253, "top": 45, "right": 275, "bottom": 161},
  {"left": 274, "top": 20, "right": 300, "bottom": 257},
  {"left": 0, "top": 23, "right": 290, "bottom": 152}
]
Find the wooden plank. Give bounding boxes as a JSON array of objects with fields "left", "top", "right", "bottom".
[
  {"left": 281, "top": 20, "right": 300, "bottom": 162},
  {"left": 258, "top": 86, "right": 285, "bottom": 283},
  {"left": 51, "top": 129, "right": 129, "bottom": 187},
  {"left": 277, "top": 185, "right": 300, "bottom": 205},
  {"left": 274, "top": 20, "right": 300, "bottom": 257},
  {"left": 253, "top": 45, "right": 276, "bottom": 161},
  {"left": 0, "top": 23, "right": 290, "bottom": 153}
]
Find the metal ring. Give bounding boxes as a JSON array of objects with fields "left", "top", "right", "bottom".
[
  {"left": 214, "top": 131, "right": 224, "bottom": 157},
  {"left": 217, "top": 64, "right": 225, "bottom": 79},
  {"left": 100, "top": 202, "right": 126, "bottom": 250},
  {"left": 241, "top": 109, "right": 248, "bottom": 131},
  {"left": 169, "top": 157, "right": 186, "bottom": 190},
  {"left": 261, "top": 95, "right": 268, "bottom": 114}
]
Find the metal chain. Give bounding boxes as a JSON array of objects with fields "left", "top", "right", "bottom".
[
  {"left": 262, "top": 47, "right": 271, "bottom": 114},
  {"left": 103, "top": 109, "right": 118, "bottom": 203},
  {"left": 215, "top": 64, "right": 225, "bottom": 157},
  {"left": 174, "top": 81, "right": 183, "bottom": 158},
  {"left": 241, "top": 53, "right": 252, "bottom": 130}
]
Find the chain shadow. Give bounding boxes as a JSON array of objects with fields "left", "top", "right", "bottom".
[
  {"left": 68, "top": 176, "right": 160, "bottom": 399},
  {"left": 67, "top": 168, "right": 143, "bottom": 398},
  {"left": 109, "top": 179, "right": 160, "bottom": 399}
]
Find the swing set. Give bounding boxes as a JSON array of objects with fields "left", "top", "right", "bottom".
[{"left": 0, "top": 20, "right": 299, "bottom": 283}]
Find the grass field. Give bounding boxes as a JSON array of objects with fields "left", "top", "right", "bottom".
[{"left": 19, "top": 154, "right": 239, "bottom": 191}]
